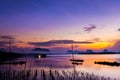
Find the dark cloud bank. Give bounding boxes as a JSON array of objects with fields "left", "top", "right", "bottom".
[
  {"left": 29, "top": 40, "right": 93, "bottom": 47},
  {"left": 0, "top": 35, "right": 23, "bottom": 47},
  {"left": 0, "top": 35, "right": 15, "bottom": 40}
]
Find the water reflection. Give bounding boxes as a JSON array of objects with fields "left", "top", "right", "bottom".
[{"left": 0, "top": 54, "right": 120, "bottom": 79}]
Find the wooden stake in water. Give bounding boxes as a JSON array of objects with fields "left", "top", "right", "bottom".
[{"left": 9, "top": 40, "right": 11, "bottom": 53}]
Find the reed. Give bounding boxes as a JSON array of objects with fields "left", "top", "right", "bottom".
[{"left": 0, "top": 69, "right": 117, "bottom": 80}]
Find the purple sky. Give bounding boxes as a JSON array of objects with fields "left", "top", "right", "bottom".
[{"left": 0, "top": 0, "right": 120, "bottom": 52}]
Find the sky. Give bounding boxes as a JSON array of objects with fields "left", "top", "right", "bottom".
[{"left": 0, "top": 0, "right": 120, "bottom": 53}]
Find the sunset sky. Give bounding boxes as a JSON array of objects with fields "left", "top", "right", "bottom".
[{"left": 0, "top": 0, "right": 120, "bottom": 52}]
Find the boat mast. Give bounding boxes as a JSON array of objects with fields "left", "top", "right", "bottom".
[{"left": 72, "top": 43, "right": 74, "bottom": 60}]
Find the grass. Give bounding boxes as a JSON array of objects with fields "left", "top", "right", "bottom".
[{"left": 0, "top": 69, "right": 117, "bottom": 80}]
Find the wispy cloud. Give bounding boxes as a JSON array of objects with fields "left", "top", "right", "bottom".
[
  {"left": 0, "top": 35, "right": 15, "bottom": 40},
  {"left": 0, "top": 41, "right": 8, "bottom": 46},
  {"left": 118, "top": 28, "right": 120, "bottom": 31},
  {"left": 17, "top": 41, "right": 24, "bottom": 43},
  {"left": 108, "top": 40, "right": 120, "bottom": 51},
  {"left": 29, "top": 40, "right": 93, "bottom": 47},
  {"left": 88, "top": 38, "right": 101, "bottom": 42},
  {"left": 83, "top": 24, "right": 97, "bottom": 32},
  {"left": 0, "top": 35, "right": 23, "bottom": 47}
]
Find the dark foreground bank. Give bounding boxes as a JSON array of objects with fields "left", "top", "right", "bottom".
[{"left": 0, "top": 51, "right": 25, "bottom": 62}]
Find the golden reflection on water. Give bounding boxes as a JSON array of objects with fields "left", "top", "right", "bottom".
[{"left": 73, "top": 54, "right": 120, "bottom": 79}]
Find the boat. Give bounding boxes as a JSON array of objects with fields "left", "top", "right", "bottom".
[
  {"left": 70, "top": 59, "right": 84, "bottom": 62},
  {"left": 72, "top": 62, "right": 82, "bottom": 65}
]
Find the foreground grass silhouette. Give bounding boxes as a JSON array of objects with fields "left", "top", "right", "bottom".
[{"left": 0, "top": 69, "right": 116, "bottom": 80}]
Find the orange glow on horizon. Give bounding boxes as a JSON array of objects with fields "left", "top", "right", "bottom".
[{"left": 78, "top": 42, "right": 114, "bottom": 50}]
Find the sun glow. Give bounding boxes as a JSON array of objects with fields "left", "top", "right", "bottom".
[{"left": 79, "top": 42, "right": 114, "bottom": 50}]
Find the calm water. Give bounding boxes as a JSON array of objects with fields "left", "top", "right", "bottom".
[{"left": 0, "top": 54, "right": 120, "bottom": 79}]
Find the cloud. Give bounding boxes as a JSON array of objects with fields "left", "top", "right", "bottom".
[
  {"left": 118, "top": 28, "right": 120, "bottom": 31},
  {"left": 0, "top": 35, "right": 15, "bottom": 40},
  {"left": 16, "top": 40, "right": 24, "bottom": 43},
  {"left": 0, "top": 35, "right": 24, "bottom": 47},
  {"left": 83, "top": 24, "right": 97, "bottom": 32},
  {"left": 89, "top": 38, "right": 101, "bottom": 42},
  {"left": 28, "top": 40, "right": 93, "bottom": 47},
  {"left": 0, "top": 41, "right": 8, "bottom": 46},
  {"left": 0, "top": 40, "right": 16, "bottom": 48},
  {"left": 108, "top": 41, "right": 120, "bottom": 51},
  {"left": 0, "top": 35, "right": 15, "bottom": 48},
  {"left": 92, "top": 38, "right": 100, "bottom": 42}
]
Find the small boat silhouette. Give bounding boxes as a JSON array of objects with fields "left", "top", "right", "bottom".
[{"left": 70, "top": 59, "right": 84, "bottom": 62}]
